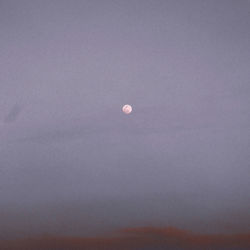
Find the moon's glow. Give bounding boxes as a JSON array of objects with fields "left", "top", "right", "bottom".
[{"left": 122, "top": 104, "right": 132, "bottom": 114}]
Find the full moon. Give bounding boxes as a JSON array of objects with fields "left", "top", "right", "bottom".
[{"left": 122, "top": 104, "right": 132, "bottom": 114}]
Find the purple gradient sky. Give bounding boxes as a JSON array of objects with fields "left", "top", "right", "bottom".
[{"left": 0, "top": 0, "right": 250, "bottom": 239}]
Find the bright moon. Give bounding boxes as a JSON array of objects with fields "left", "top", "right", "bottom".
[{"left": 122, "top": 104, "right": 132, "bottom": 114}]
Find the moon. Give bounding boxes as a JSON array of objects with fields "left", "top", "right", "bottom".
[{"left": 122, "top": 104, "right": 132, "bottom": 114}]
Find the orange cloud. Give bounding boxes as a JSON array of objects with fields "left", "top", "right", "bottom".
[{"left": 1, "top": 226, "right": 250, "bottom": 249}]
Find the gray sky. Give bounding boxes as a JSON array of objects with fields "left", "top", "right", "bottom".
[{"left": 0, "top": 0, "right": 250, "bottom": 239}]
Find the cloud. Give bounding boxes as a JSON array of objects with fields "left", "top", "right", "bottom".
[
  {"left": 121, "top": 227, "right": 250, "bottom": 248},
  {"left": 1, "top": 226, "right": 250, "bottom": 249},
  {"left": 15, "top": 107, "right": 216, "bottom": 145},
  {"left": 4, "top": 104, "right": 22, "bottom": 123}
]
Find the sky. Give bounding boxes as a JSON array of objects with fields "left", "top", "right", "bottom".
[{"left": 0, "top": 0, "right": 250, "bottom": 243}]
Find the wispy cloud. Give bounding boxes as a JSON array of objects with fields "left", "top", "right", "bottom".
[{"left": 4, "top": 104, "right": 22, "bottom": 123}]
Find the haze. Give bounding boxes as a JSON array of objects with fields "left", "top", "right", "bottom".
[{"left": 0, "top": 0, "right": 250, "bottom": 241}]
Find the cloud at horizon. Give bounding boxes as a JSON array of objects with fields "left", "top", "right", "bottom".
[{"left": 1, "top": 226, "right": 250, "bottom": 250}]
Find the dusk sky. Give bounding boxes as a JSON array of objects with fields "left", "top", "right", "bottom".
[{"left": 0, "top": 0, "right": 250, "bottom": 247}]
